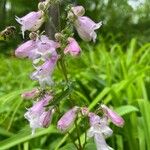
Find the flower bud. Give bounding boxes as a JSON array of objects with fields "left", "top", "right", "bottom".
[
  {"left": 21, "top": 88, "right": 39, "bottom": 100},
  {"left": 67, "top": 12, "right": 75, "bottom": 21},
  {"left": 81, "top": 107, "right": 89, "bottom": 116},
  {"left": 29, "top": 32, "right": 38, "bottom": 41},
  {"left": 54, "top": 33, "right": 63, "bottom": 41},
  {"left": 64, "top": 37, "right": 81, "bottom": 56},
  {"left": 38, "top": 2, "right": 46, "bottom": 11},
  {"left": 71, "top": 6, "right": 85, "bottom": 16},
  {"left": 101, "top": 104, "right": 125, "bottom": 127},
  {"left": 57, "top": 106, "right": 80, "bottom": 132}
]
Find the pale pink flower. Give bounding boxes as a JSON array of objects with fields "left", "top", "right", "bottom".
[
  {"left": 24, "top": 94, "right": 53, "bottom": 134},
  {"left": 87, "top": 113, "right": 113, "bottom": 150},
  {"left": 74, "top": 16, "right": 102, "bottom": 42},
  {"left": 37, "top": 35, "right": 59, "bottom": 61},
  {"left": 64, "top": 37, "right": 81, "bottom": 56},
  {"left": 16, "top": 11, "right": 44, "bottom": 38},
  {"left": 30, "top": 54, "right": 58, "bottom": 88},
  {"left": 57, "top": 106, "right": 80, "bottom": 132},
  {"left": 21, "top": 88, "right": 39, "bottom": 100},
  {"left": 15, "top": 40, "right": 38, "bottom": 59},
  {"left": 101, "top": 105, "right": 124, "bottom": 127}
]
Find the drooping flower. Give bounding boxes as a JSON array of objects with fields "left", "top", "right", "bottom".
[
  {"left": 15, "top": 40, "right": 38, "bottom": 59},
  {"left": 74, "top": 16, "right": 102, "bottom": 42},
  {"left": 57, "top": 106, "right": 80, "bottom": 132},
  {"left": 16, "top": 11, "right": 44, "bottom": 38},
  {"left": 64, "top": 37, "right": 81, "bottom": 56},
  {"left": 87, "top": 113, "right": 113, "bottom": 150},
  {"left": 101, "top": 105, "right": 124, "bottom": 127},
  {"left": 21, "top": 88, "right": 39, "bottom": 100},
  {"left": 30, "top": 54, "right": 58, "bottom": 88},
  {"left": 24, "top": 94, "right": 53, "bottom": 134}
]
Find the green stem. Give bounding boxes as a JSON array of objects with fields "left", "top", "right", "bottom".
[
  {"left": 75, "top": 117, "right": 82, "bottom": 150},
  {"left": 59, "top": 54, "right": 82, "bottom": 149},
  {"left": 67, "top": 131, "right": 79, "bottom": 150}
]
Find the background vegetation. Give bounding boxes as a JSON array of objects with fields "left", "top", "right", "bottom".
[{"left": 0, "top": 0, "right": 150, "bottom": 150}]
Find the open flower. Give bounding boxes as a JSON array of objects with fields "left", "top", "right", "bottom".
[
  {"left": 74, "top": 16, "right": 102, "bottom": 42},
  {"left": 87, "top": 113, "right": 113, "bottom": 150},
  {"left": 30, "top": 54, "right": 58, "bottom": 88},
  {"left": 57, "top": 106, "right": 80, "bottom": 132},
  {"left": 37, "top": 35, "right": 59, "bottom": 61},
  {"left": 16, "top": 11, "right": 44, "bottom": 38},
  {"left": 64, "top": 37, "right": 81, "bottom": 56},
  {"left": 24, "top": 94, "right": 53, "bottom": 134},
  {"left": 101, "top": 105, "right": 124, "bottom": 127}
]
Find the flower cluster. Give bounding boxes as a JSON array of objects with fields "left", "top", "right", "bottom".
[
  {"left": 15, "top": 0, "right": 124, "bottom": 149},
  {"left": 57, "top": 105, "right": 124, "bottom": 150}
]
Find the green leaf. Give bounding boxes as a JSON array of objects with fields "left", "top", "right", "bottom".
[
  {"left": 115, "top": 105, "right": 139, "bottom": 116},
  {"left": 0, "top": 126, "right": 57, "bottom": 150}
]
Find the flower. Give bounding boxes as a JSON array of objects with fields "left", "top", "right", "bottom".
[
  {"left": 57, "top": 106, "right": 80, "bottom": 132},
  {"left": 30, "top": 54, "right": 58, "bottom": 88},
  {"left": 16, "top": 11, "right": 44, "bottom": 38},
  {"left": 87, "top": 113, "right": 113, "bottom": 150},
  {"left": 101, "top": 105, "right": 124, "bottom": 127},
  {"left": 24, "top": 94, "right": 53, "bottom": 134},
  {"left": 37, "top": 35, "right": 59, "bottom": 61},
  {"left": 64, "top": 37, "right": 81, "bottom": 56},
  {"left": 21, "top": 88, "right": 39, "bottom": 100},
  {"left": 74, "top": 16, "right": 102, "bottom": 42},
  {"left": 15, "top": 40, "right": 38, "bottom": 59}
]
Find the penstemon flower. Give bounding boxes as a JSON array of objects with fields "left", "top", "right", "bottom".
[
  {"left": 24, "top": 94, "right": 53, "bottom": 134},
  {"left": 87, "top": 113, "right": 113, "bottom": 150},
  {"left": 21, "top": 88, "right": 39, "bottom": 100},
  {"left": 74, "top": 16, "right": 102, "bottom": 42},
  {"left": 101, "top": 104, "right": 124, "bottom": 127},
  {"left": 31, "top": 54, "right": 58, "bottom": 88},
  {"left": 70, "top": 6, "right": 102, "bottom": 42},
  {"left": 15, "top": 40, "right": 38, "bottom": 59},
  {"left": 16, "top": 11, "right": 45, "bottom": 38},
  {"left": 64, "top": 37, "right": 81, "bottom": 56},
  {"left": 57, "top": 106, "right": 80, "bottom": 132}
]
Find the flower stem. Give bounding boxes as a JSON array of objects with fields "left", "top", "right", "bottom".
[{"left": 59, "top": 55, "right": 82, "bottom": 149}]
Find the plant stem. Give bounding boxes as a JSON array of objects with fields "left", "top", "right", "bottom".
[
  {"left": 75, "top": 117, "right": 82, "bottom": 149},
  {"left": 59, "top": 54, "right": 82, "bottom": 149},
  {"left": 67, "top": 131, "right": 79, "bottom": 150}
]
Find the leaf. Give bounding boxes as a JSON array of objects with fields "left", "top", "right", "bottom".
[
  {"left": 0, "top": 125, "right": 57, "bottom": 149},
  {"left": 115, "top": 105, "right": 139, "bottom": 116},
  {"left": 59, "top": 143, "right": 76, "bottom": 150},
  {"left": 84, "top": 142, "right": 97, "bottom": 150}
]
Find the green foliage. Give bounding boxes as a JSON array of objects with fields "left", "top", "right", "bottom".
[{"left": 0, "top": 37, "right": 150, "bottom": 149}]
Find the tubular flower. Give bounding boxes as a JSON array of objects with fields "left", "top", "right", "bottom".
[
  {"left": 16, "top": 11, "right": 44, "bottom": 38},
  {"left": 87, "top": 113, "right": 113, "bottom": 150},
  {"left": 37, "top": 35, "right": 59, "bottom": 61},
  {"left": 15, "top": 40, "right": 38, "bottom": 59},
  {"left": 64, "top": 37, "right": 81, "bottom": 56},
  {"left": 57, "top": 106, "right": 80, "bottom": 132},
  {"left": 24, "top": 94, "right": 53, "bottom": 134},
  {"left": 21, "top": 88, "right": 39, "bottom": 100},
  {"left": 30, "top": 54, "right": 58, "bottom": 88},
  {"left": 101, "top": 105, "right": 124, "bottom": 127},
  {"left": 74, "top": 16, "right": 102, "bottom": 42}
]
